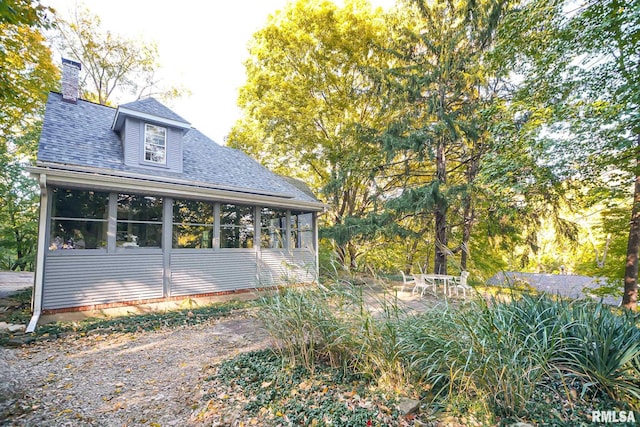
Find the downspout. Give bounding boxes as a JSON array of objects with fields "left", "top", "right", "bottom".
[
  {"left": 26, "top": 174, "right": 47, "bottom": 333},
  {"left": 314, "top": 209, "right": 326, "bottom": 283}
]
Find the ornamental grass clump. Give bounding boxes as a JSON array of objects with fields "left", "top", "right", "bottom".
[
  {"left": 404, "top": 294, "right": 640, "bottom": 418},
  {"left": 256, "top": 282, "right": 414, "bottom": 392},
  {"left": 557, "top": 300, "right": 640, "bottom": 402},
  {"left": 256, "top": 283, "right": 640, "bottom": 422},
  {"left": 401, "top": 295, "right": 564, "bottom": 418}
]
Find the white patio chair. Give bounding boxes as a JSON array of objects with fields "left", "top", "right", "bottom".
[
  {"left": 412, "top": 273, "right": 435, "bottom": 297},
  {"left": 400, "top": 271, "right": 415, "bottom": 292},
  {"left": 450, "top": 271, "right": 472, "bottom": 297}
]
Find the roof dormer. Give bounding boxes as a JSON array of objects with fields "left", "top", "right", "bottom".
[{"left": 112, "top": 98, "right": 191, "bottom": 172}]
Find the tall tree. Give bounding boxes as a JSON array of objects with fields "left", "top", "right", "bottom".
[
  {"left": 0, "top": 2, "right": 57, "bottom": 148},
  {"left": 228, "top": 0, "right": 399, "bottom": 270},
  {"left": 53, "top": 6, "right": 184, "bottom": 106},
  {"left": 381, "top": 0, "right": 508, "bottom": 274},
  {"left": 498, "top": 0, "right": 639, "bottom": 308},
  {"left": 0, "top": 142, "right": 39, "bottom": 271},
  {"left": 0, "top": 0, "right": 57, "bottom": 271}
]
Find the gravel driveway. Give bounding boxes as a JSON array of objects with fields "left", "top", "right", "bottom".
[{"left": 0, "top": 313, "right": 270, "bottom": 426}]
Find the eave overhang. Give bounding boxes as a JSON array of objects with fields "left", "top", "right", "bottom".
[
  {"left": 111, "top": 106, "right": 192, "bottom": 132},
  {"left": 28, "top": 163, "right": 326, "bottom": 212}
]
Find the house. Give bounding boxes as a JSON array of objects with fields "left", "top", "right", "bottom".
[{"left": 26, "top": 59, "right": 324, "bottom": 331}]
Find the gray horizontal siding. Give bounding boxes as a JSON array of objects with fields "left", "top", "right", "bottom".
[
  {"left": 170, "top": 250, "right": 257, "bottom": 297},
  {"left": 43, "top": 254, "right": 164, "bottom": 310},
  {"left": 261, "top": 249, "right": 316, "bottom": 285},
  {"left": 260, "top": 250, "right": 293, "bottom": 286},
  {"left": 291, "top": 250, "right": 317, "bottom": 283}
]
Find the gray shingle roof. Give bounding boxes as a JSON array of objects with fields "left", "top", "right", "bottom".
[
  {"left": 119, "top": 97, "right": 190, "bottom": 124},
  {"left": 37, "top": 93, "right": 319, "bottom": 204}
]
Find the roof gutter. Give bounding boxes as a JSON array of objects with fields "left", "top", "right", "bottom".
[
  {"left": 26, "top": 174, "right": 48, "bottom": 333},
  {"left": 27, "top": 165, "right": 327, "bottom": 212}
]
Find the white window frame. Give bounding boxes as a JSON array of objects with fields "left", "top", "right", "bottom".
[{"left": 144, "top": 123, "right": 167, "bottom": 165}]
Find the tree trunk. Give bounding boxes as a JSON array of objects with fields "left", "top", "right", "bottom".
[
  {"left": 434, "top": 139, "right": 448, "bottom": 275},
  {"left": 460, "top": 200, "right": 473, "bottom": 271},
  {"left": 460, "top": 153, "right": 480, "bottom": 271},
  {"left": 622, "top": 135, "right": 640, "bottom": 310},
  {"left": 335, "top": 242, "right": 348, "bottom": 271},
  {"left": 405, "top": 238, "right": 420, "bottom": 274},
  {"left": 348, "top": 242, "right": 358, "bottom": 271}
]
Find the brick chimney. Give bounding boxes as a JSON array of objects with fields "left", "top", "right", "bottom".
[{"left": 61, "top": 58, "right": 81, "bottom": 103}]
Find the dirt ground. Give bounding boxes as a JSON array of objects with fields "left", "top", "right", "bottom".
[
  {"left": 0, "top": 277, "right": 444, "bottom": 426},
  {"left": 0, "top": 310, "right": 271, "bottom": 426}
]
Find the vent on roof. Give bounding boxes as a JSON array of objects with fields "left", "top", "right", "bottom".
[{"left": 61, "top": 58, "right": 81, "bottom": 103}]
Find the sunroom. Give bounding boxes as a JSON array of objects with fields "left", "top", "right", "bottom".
[
  {"left": 42, "top": 186, "right": 318, "bottom": 310},
  {"left": 27, "top": 59, "right": 324, "bottom": 330}
]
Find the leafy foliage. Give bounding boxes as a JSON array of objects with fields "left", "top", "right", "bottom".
[
  {"left": 197, "top": 349, "right": 399, "bottom": 426},
  {"left": 0, "top": 11, "right": 57, "bottom": 140},
  {"left": 229, "top": 0, "right": 400, "bottom": 269},
  {"left": 0, "top": 0, "right": 52, "bottom": 27},
  {"left": 52, "top": 6, "right": 186, "bottom": 105},
  {"left": 256, "top": 283, "right": 639, "bottom": 423},
  {"left": 0, "top": 3, "right": 57, "bottom": 272},
  {"left": 0, "top": 153, "right": 39, "bottom": 271}
]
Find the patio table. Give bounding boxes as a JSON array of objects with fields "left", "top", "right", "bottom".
[{"left": 419, "top": 274, "right": 456, "bottom": 296}]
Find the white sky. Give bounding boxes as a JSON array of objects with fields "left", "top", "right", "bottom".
[{"left": 43, "top": 0, "right": 395, "bottom": 145}]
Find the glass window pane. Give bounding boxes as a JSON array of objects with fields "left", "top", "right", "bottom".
[
  {"left": 173, "top": 199, "right": 214, "bottom": 225},
  {"left": 118, "top": 194, "right": 163, "bottom": 221},
  {"left": 299, "top": 231, "right": 314, "bottom": 249},
  {"left": 260, "top": 207, "right": 286, "bottom": 249},
  {"left": 49, "top": 188, "right": 109, "bottom": 251},
  {"left": 116, "top": 193, "right": 163, "bottom": 249},
  {"left": 173, "top": 225, "right": 213, "bottom": 248},
  {"left": 172, "top": 199, "right": 214, "bottom": 249},
  {"left": 221, "top": 204, "right": 254, "bottom": 225},
  {"left": 51, "top": 188, "right": 108, "bottom": 220},
  {"left": 144, "top": 124, "right": 166, "bottom": 164},
  {"left": 220, "top": 225, "right": 254, "bottom": 248},
  {"left": 220, "top": 204, "right": 254, "bottom": 248},
  {"left": 291, "top": 212, "right": 314, "bottom": 249},
  {"left": 116, "top": 223, "right": 162, "bottom": 248},
  {"left": 49, "top": 219, "right": 107, "bottom": 250}
]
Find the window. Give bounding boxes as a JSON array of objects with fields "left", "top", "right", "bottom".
[
  {"left": 220, "top": 204, "right": 254, "bottom": 248},
  {"left": 260, "top": 208, "right": 287, "bottom": 249},
  {"left": 49, "top": 188, "right": 108, "bottom": 250},
  {"left": 173, "top": 199, "right": 214, "bottom": 248},
  {"left": 144, "top": 123, "right": 167, "bottom": 164},
  {"left": 117, "top": 194, "right": 163, "bottom": 248},
  {"left": 291, "top": 212, "right": 313, "bottom": 249}
]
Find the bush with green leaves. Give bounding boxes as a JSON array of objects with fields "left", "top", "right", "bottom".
[
  {"left": 558, "top": 301, "right": 640, "bottom": 402},
  {"left": 256, "top": 284, "right": 640, "bottom": 423}
]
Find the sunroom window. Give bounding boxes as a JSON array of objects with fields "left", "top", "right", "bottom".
[
  {"left": 49, "top": 188, "right": 108, "bottom": 250},
  {"left": 220, "top": 204, "right": 254, "bottom": 248},
  {"left": 117, "top": 194, "right": 163, "bottom": 248},
  {"left": 291, "top": 212, "right": 313, "bottom": 249},
  {"left": 260, "top": 207, "right": 286, "bottom": 249},
  {"left": 173, "top": 199, "right": 214, "bottom": 248},
  {"left": 144, "top": 123, "right": 166, "bottom": 164}
]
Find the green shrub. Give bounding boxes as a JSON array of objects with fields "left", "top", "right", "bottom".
[
  {"left": 557, "top": 301, "right": 640, "bottom": 402},
  {"left": 256, "top": 283, "right": 639, "bottom": 422}
]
